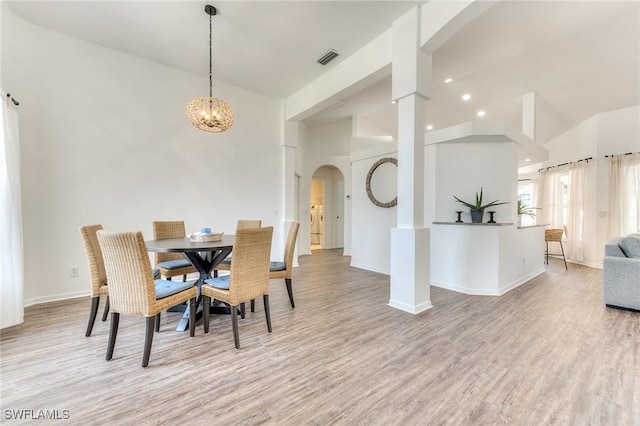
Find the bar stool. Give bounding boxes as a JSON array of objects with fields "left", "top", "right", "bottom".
[{"left": 545, "top": 228, "right": 568, "bottom": 270}]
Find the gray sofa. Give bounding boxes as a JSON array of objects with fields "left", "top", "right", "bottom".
[{"left": 603, "top": 233, "right": 640, "bottom": 311}]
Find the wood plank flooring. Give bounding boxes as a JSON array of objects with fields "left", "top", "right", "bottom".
[{"left": 1, "top": 250, "right": 638, "bottom": 425}]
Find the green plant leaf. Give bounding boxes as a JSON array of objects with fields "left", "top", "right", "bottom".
[{"left": 454, "top": 187, "right": 508, "bottom": 210}]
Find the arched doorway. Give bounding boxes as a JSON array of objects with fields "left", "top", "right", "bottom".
[{"left": 310, "top": 165, "right": 345, "bottom": 251}]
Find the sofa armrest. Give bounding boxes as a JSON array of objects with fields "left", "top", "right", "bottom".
[{"left": 603, "top": 256, "right": 640, "bottom": 310}]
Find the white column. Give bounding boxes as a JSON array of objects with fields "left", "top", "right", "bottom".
[
  {"left": 522, "top": 92, "right": 536, "bottom": 140},
  {"left": 281, "top": 115, "right": 299, "bottom": 258},
  {"left": 389, "top": 6, "right": 432, "bottom": 314}
]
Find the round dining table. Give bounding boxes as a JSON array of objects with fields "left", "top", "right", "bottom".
[{"left": 146, "top": 235, "right": 235, "bottom": 331}]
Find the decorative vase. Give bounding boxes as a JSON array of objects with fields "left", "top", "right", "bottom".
[
  {"left": 470, "top": 208, "right": 484, "bottom": 223},
  {"left": 517, "top": 214, "right": 523, "bottom": 227},
  {"left": 487, "top": 211, "right": 496, "bottom": 223},
  {"left": 455, "top": 211, "right": 463, "bottom": 223}
]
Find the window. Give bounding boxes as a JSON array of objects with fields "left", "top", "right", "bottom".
[{"left": 517, "top": 181, "right": 535, "bottom": 226}]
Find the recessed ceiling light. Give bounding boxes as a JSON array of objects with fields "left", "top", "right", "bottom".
[
  {"left": 524, "top": 158, "right": 531, "bottom": 162},
  {"left": 462, "top": 94, "right": 471, "bottom": 101},
  {"left": 444, "top": 78, "right": 453, "bottom": 84},
  {"left": 426, "top": 125, "right": 434, "bottom": 130},
  {"left": 391, "top": 100, "right": 397, "bottom": 104},
  {"left": 476, "top": 110, "right": 486, "bottom": 117}
]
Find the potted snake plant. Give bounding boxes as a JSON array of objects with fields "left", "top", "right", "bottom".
[{"left": 454, "top": 187, "right": 508, "bottom": 223}]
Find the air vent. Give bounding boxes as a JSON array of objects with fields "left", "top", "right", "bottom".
[{"left": 317, "top": 49, "right": 339, "bottom": 65}]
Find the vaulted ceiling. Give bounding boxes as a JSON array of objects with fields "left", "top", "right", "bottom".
[{"left": 8, "top": 1, "right": 640, "bottom": 147}]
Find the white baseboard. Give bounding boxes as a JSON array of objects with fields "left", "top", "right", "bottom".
[
  {"left": 430, "top": 280, "right": 500, "bottom": 296},
  {"left": 349, "top": 262, "right": 390, "bottom": 275},
  {"left": 430, "top": 267, "right": 545, "bottom": 296},
  {"left": 24, "top": 290, "right": 89, "bottom": 308},
  {"left": 498, "top": 267, "right": 546, "bottom": 295},
  {"left": 388, "top": 298, "right": 433, "bottom": 314}
]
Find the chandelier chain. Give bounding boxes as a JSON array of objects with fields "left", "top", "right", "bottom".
[{"left": 209, "top": 12, "right": 213, "bottom": 99}]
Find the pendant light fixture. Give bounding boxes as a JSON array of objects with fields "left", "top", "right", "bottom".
[{"left": 186, "top": 5, "right": 234, "bottom": 133}]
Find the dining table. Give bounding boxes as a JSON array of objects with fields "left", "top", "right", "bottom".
[{"left": 145, "top": 235, "right": 235, "bottom": 331}]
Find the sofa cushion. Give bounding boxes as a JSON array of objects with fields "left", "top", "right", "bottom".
[
  {"left": 605, "top": 237, "right": 625, "bottom": 257},
  {"left": 619, "top": 233, "right": 640, "bottom": 258}
]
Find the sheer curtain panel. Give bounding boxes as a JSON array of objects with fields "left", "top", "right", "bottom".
[
  {"left": 608, "top": 153, "right": 640, "bottom": 239},
  {"left": 538, "top": 168, "right": 564, "bottom": 228},
  {"left": 1, "top": 95, "right": 24, "bottom": 328},
  {"left": 566, "top": 161, "right": 588, "bottom": 261}
]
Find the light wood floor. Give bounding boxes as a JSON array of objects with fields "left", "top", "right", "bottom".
[{"left": 1, "top": 251, "right": 638, "bottom": 425}]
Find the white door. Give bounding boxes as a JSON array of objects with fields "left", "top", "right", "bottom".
[{"left": 334, "top": 179, "right": 344, "bottom": 248}]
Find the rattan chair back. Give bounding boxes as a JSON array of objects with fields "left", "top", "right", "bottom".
[
  {"left": 80, "top": 224, "right": 111, "bottom": 336},
  {"left": 268, "top": 221, "right": 299, "bottom": 309},
  {"left": 271, "top": 221, "right": 299, "bottom": 280},
  {"left": 215, "top": 220, "right": 262, "bottom": 273},
  {"left": 225, "top": 226, "right": 273, "bottom": 305},
  {"left": 236, "top": 219, "right": 261, "bottom": 230},
  {"left": 152, "top": 221, "right": 188, "bottom": 265},
  {"left": 97, "top": 231, "right": 159, "bottom": 317},
  {"left": 80, "top": 224, "right": 107, "bottom": 297}
]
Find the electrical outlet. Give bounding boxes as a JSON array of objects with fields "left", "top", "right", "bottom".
[{"left": 69, "top": 266, "right": 79, "bottom": 278}]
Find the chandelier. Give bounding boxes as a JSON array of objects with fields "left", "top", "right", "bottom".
[{"left": 186, "top": 5, "right": 234, "bottom": 133}]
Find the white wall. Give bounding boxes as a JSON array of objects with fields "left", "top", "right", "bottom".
[
  {"left": 2, "top": 7, "right": 283, "bottom": 305},
  {"left": 522, "top": 105, "right": 640, "bottom": 267},
  {"left": 434, "top": 141, "right": 517, "bottom": 223},
  {"left": 301, "top": 119, "right": 352, "bottom": 256},
  {"left": 351, "top": 150, "right": 397, "bottom": 273}
]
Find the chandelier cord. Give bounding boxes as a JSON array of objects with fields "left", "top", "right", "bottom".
[{"left": 209, "top": 11, "right": 213, "bottom": 99}]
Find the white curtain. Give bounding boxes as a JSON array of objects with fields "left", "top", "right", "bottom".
[
  {"left": 608, "top": 153, "right": 640, "bottom": 239},
  {"left": 566, "top": 161, "right": 588, "bottom": 261},
  {"left": 1, "top": 95, "right": 24, "bottom": 329},
  {"left": 538, "top": 167, "right": 564, "bottom": 228}
]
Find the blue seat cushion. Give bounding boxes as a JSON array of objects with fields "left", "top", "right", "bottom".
[
  {"left": 158, "top": 259, "right": 192, "bottom": 270},
  {"left": 155, "top": 280, "right": 193, "bottom": 299},
  {"left": 270, "top": 261, "right": 286, "bottom": 272},
  {"left": 204, "top": 276, "right": 230, "bottom": 290}
]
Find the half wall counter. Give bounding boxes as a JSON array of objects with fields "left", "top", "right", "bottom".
[{"left": 430, "top": 222, "right": 546, "bottom": 296}]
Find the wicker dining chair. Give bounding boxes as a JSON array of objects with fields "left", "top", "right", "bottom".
[
  {"left": 97, "top": 230, "right": 197, "bottom": 368},
  {"left": 545, "top": 228, "right": 568, "bottom": 270},
  {"left": 152, "top": 221, "right": 197, "bottom": 281},
  {"left": 80, "top": 225, "right": 161, "bottom": 337},
  {"left": 249, "top": 221, "right": 300, "bottom": 312},
  {"left": 202, "top": 226, "right": 273, "bottom": 349},
  {"left": 268, "top": 221, "right": 300, "bottom": 308},
  {"left": 80, "top": 224, "right": 109, "bottom": 337},
  {"left": 214, "top": 219, "right": 261, "bottom": 275}
]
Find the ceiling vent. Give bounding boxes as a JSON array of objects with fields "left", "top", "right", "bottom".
[{"left": 317, "top": 49, "right": 339, "bottom": 65}]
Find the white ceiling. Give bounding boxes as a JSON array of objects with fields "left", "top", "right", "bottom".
[
  {"left": 8, "top": 1, "right": 420, "bottom": 99},
  {"left": 8, "top": 0, "right": 640, "bottom": 153},
  {"left": 306, "top": 1, "right": 640, "bottom": 146}
]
